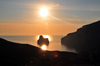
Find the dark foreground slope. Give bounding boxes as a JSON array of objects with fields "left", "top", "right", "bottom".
[
  {"left": 1, "top": 37, "right": 98, "bottom": 66},
  {"left": 61, "top": 20, "right": 100, "bottom": 53},
  {"left": 0, "top": 38, "right": 41, "bottom": 66},
  {"left": 0, "top": 38, "right": 81, "bottom": 66}
]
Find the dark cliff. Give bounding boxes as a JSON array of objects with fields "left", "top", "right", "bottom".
[{"left": 61, "top": 20, "right": 100, "bottom": 53}]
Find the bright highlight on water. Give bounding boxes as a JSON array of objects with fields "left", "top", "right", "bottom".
[{"left": 41, "top": 45, "right": 47, "bottom": 50}]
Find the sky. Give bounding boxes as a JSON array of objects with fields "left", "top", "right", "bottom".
[{"left": 0, "top": 0, "right": 100, "bottom": 35}]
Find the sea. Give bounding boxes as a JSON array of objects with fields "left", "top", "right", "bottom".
[{"left": 0, "top": 35, "right": 70, "bottom": 51}]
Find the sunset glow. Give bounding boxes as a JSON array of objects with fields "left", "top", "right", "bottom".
[
  {"left": 0, "top": 0, "right": 99, "bottom": 36},
  {"left": 41, "top": 45, "right": 47, "bottom": 50}
]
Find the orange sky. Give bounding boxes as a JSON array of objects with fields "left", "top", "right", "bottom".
[
  {"left": 0, "top": 0, "right": 100, "bottom": 35},
  {"left": 0, "top": 23, "right": 83, "bottom": 35}
]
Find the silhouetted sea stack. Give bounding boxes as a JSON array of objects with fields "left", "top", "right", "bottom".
[
  {"left": 61, "top": 20, "right": 100, "bottom": 53},
  {"left": 37, "top": 35, "right": 49, "bottom": 46}
]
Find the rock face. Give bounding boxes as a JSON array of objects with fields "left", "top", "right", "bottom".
[
  {"left": 61, "top": 20, "right": 100, "bottom": 53},
  {"left": 37, "top": 35, "right": 49, "bottom": 46}
]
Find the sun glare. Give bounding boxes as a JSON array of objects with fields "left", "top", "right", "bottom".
[
  {"left": 43, "top": 35, "right": 50, "bottom": 41},
  {"left": 41, "top": 45, "right": 47, "bottom": 50},
  {"left": 39, "top": 7, "right": 49, "bottom": 17},
  {"left": 37, "top": 35, "right": 51, "bottom": 41}
]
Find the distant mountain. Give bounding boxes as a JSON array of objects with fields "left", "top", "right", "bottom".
[{"left": 61, "top": 20, "right": 100, "bottom": 53}]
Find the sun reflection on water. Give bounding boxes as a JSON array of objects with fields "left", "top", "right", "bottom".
[{"left": 41, "top": 45, "right": 47, "bottom": 50}]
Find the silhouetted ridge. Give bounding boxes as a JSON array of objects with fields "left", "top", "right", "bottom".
[
  {"left": 61, "top": 20, "right": 100, "bottom": 53},
  {"left": 0, "top": 38, "right": 41, "bottom": 66},
  {"left": 0, "top": 37, "right": 80, "bottom": 66}
]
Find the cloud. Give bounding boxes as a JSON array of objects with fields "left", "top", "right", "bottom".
[
  {"left": 0, "top": 18, "right": 49, "bottom": 24},
  {"left": 59, "top": 5, "right": 100, "bottom": 11},
  {"left": 60, "top": 18, "right": 98, "bottom": 24},
  {"left": 51, "top": 3, "right": 60, "bottom": 7}
]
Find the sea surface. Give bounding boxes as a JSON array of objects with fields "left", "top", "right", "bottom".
[{"left": 0, "top": 35, "right": 68, "bottom": 51}]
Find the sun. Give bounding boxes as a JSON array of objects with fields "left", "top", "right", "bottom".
[
  {"left": 39, "top": 7, "right": 49, "bottom": 17},
  {"left": 41, "top": 45, "right": 47, "bottom": 50}
]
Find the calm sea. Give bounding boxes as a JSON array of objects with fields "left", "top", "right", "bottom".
[{"left": 0, "top": 35, "right": 68, "bottom": 51}]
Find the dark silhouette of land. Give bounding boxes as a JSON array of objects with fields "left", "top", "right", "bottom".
[
  {"left": 0, "top": 38, "right": 79, "bottom": 66},
  {"left": 1, "top": 20, "right": 100, "bottom": 66},
  {"left": 37, "top": 35, "right": 49, "bottom": 46},
  {"left": 61, "top": 20, "right": 100, "bottom": 53},
  {"left": 0, "top": 37, "right": 100, "bottom": 66}
]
